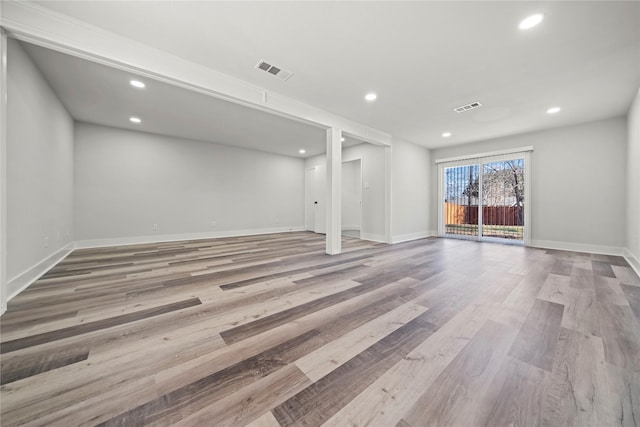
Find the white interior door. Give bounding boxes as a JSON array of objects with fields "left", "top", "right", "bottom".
[
  {"left": 315, "top": 165, "right": 326, "bottom": 234},
  {"left": 305, "top": 167, "right": 317, "bottom": 232},
  {"left": 305, "top": 166, "right": 326, "bottom": 234}
]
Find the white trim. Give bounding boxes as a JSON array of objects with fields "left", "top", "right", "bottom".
[
  {"left": 341, "top": 225, "right": 361, "bottom": 231},
  {"left": 523, "top": 151, "right": 532, "bottom": 246},
  {"left": 391, "top": 231, "right": 432, "bottom": 244},
  {"left": 437, "top": 165, "right": 444, "bottom": 237},
  {"left": 7, "top": 243, "right": 74, "bottom": 301},
  {"left": 0, "top": 0, "right": 392, "bottom": 146},
  {"left": 435, "top": 146, "right": 534, "bottom": 164},
  {"left": 361, "top": 233, "right": 387, "bottom": 243},
  {"left": 530, "top": 239, "right": 624, "bottom": 256},
  {"left": 74, "top": 226, "right": 305, "bottom": 249},
  {"left": 624, "top": 248, "right": 640, "bottom": 277},
  {"left": 0, "top": 29, "right": 7, "bottom": 315},
  {"left": 478, "top": 163, "right": 484, "bottom": 238},
  {"left": 384, "top": 146, "right": 392, "bottom": 244}
]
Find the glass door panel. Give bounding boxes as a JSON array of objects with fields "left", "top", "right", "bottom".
[
  {"left": 444, "top": 164, "right": 479, "bottom": 238},
  {"left": 481, "top": 159, "right": 524, "bottom": 241}
]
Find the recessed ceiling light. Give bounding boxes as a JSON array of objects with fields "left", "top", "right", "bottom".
[
  {"left": 341, "top": 137, "right": 345, "bottom": 142},
  {"left": 130, "top": 80, "right": 145, "bottom": 89},
  {"left": 519, "top": 13, "right": 544, "bottom": 30},
  {"left": 129, "top": 117, "right": 141, "bottom": 123},
  {"left": 546, "top": 107, "right": 561, "bottom": 114},
  {"left": 365, "top": 93, "right": 377, "bottom": 102},
  {"left": 299, "top": 149, "right": 306, "bottom": 154},
  {"left": 442, "top": 132, "right": 452, "bottom": 138}
]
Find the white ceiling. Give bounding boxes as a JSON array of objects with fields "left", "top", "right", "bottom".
[
  {"left": 25, "top": 1, "right": 640, "bottom": 149},
  {"left": 20, "top": 42, "right": 334, "bottom": 158}
]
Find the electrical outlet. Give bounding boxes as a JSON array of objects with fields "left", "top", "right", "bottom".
[
  {"left": 56, "top": 231, "right": 61, "bottom": 242},
  {"left": 210, "top": 220, "right": 217, "bottom": 227},
  {"left": 44, "top": 236, "right": 48, "bottom": 248},
  {"left": 152, "top": 223, "right": 159, "bottom": 231}
]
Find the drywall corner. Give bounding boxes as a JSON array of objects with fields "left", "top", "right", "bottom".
[{"left": 7, "top": 243, "right": 74, "bottom": 301}]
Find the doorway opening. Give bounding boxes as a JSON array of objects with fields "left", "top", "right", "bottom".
[{"left": 341, "top": 159, "right": 362, "bottom": 239}]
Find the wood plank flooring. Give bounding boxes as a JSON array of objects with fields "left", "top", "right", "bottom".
[{"left": 1, "top": 232, "right": 639, "bottom": 426}]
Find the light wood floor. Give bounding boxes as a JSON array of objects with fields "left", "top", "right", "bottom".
[{"left": 1, "top": 232, "right": 639, "bottom": 426}]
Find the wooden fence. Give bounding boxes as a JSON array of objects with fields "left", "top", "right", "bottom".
[{"left": 445, "top": 203, "right": 523, "bottom": 226}]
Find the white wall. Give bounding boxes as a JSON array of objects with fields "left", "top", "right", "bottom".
[
  {"left": 5, "top": 39, "right": 75, "bottom": 300},
  {"left": 74, "top": 123, "right": 305, "bottom": 244},
  {"left": 306, "top": 142, "right": 386, "bottom": 242},
  {"left": 626, "top": 89, "right": 640, "bottom": 272},
  {"left": 341, "top": 159, "right": 361, "bottom": 231},
  {"left": 391, "top": 139, "right": 431, "bottom": 242},
  {"left": 430, "top": 117, "right": 628, "bottom": 254}
]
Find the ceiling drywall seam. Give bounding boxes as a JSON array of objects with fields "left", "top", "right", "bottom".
[{"left": 0, "top": 0, "right": 392, "bottom": 147}]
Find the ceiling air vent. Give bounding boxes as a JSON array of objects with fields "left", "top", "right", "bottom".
[
  {"left": 454, "top": 101, "right": 482, "bottom": 113},
  {"left": 255, "top": 60, "right": 294, "bottom": 81}
]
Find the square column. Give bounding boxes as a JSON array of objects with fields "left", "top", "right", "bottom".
[{"left": 325, "top": 128, "right": 342, "bottom": 255}]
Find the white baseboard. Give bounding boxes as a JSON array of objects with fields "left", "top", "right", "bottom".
[
  {"left": 360, "top": 233, "right": 387, "bottom": 243},
  {"left": 624, "top": 248, "right": 640, "bottom": 277},
  {"left": 529, "top": 239, "right": 624, "bottom": 256},
  {"left": 341, "top": 225, "right": 361, "bottom": 231},
  {"left": 7, "top": 243, "right": 74, "bottom": 302},
  {"left": 74, "top": 226, "right": 306, "bottom": 249},
  {"left": 391, "top": 231, "right": 433, "bottom": 244}
]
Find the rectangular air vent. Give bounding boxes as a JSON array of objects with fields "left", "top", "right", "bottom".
[
  {"left": 454, "top": 101, "right": 482, "bottom": 113},
  {"left": 255, "top": 60, "right": 294, "bottom": 81}
]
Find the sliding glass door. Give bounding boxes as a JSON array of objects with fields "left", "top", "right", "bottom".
[{"left": 439, "top": 150, "right": 531, "bottom": 245}]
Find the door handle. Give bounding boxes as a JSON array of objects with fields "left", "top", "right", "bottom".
[{"left": 314, "top": 201, "right": 318, "bottom": 204}]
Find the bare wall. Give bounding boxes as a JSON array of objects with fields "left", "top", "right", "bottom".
[
  {"left": 430, "top": 117, "right": 627, "bottom": 253},
  {"left": 341, "top": 159, "right": 361, "bottom": 230},
  {"left": 6, "top": 39, "right": 74, "bottom": 298},
  {"left": 74, "top": 123, "right": 305, "bottom": 243},
  {"left": 391, "top": 139, "right": 431, "bottom": 241}
]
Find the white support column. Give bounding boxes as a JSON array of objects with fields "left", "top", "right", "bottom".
[
  {"left": 1, "top": 29, "right": 8, "bottom": 315},
  {"left": 325, "top": 128, "right": 342, "bottom": 255}
]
